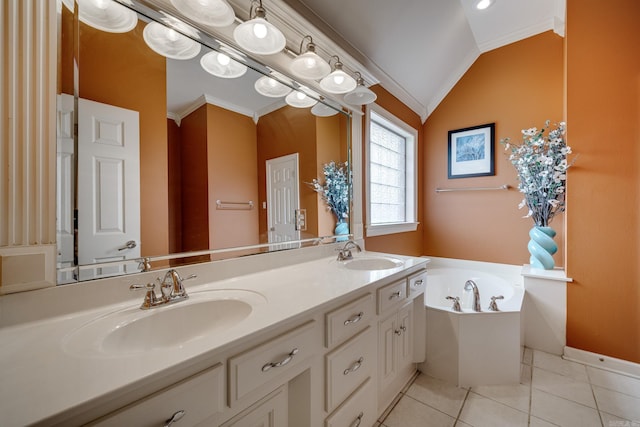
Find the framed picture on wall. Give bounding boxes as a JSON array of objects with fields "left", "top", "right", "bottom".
[{"left": 448, "top": 123, "right": 495, "bottom": 179}]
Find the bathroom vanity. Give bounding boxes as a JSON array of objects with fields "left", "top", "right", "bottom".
[{"left": 0, "top": 248, "right": 428, "bottom": 426}]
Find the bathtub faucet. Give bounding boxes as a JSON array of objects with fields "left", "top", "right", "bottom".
[{"left": 464, "top": 280, "right": 481, "bottom": 312}]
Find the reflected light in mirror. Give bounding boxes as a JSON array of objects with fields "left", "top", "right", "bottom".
[
  {"left": 311, "top": 101, "right": 339, "bottom": 117},
  {"left": 170, "top": 0, "right": 236, "bottom": 27},
  {"left": 78, "top": 0, "right": 138, "bottom": 33},
  {"left": 200, "top": 51, "right": 248, "bottom": 78},
  {"left": 254, "top": 75, "right": 292, "bottom": 97},
  {"left": 285, "top": 88, "right": 318, "bottom": 108},
  {"left": 143, "top": 21, "right": 201, "bottom": 60}
]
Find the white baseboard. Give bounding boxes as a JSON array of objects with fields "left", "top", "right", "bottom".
[{"left": 563, "top": 346, "right": 640, "bottom": 379}]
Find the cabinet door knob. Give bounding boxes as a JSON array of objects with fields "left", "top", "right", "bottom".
[{"left": 164, "top": 410, "right": 185, "bottom": 427}]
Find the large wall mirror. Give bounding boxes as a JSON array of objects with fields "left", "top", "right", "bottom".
[{"left": 56, "top": 0, "right": 351, "bottom": 283}]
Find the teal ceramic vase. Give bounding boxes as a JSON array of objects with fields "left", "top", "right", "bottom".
[
  {"left": 335, "top": 220, "right": 349, "bottom": 242},
  {"left": 528, "top": 226, "right": 557, "bottom": 270}
]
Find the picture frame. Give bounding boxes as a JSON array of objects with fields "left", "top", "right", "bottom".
[{"left": 448, "top": 123, "right": 495, "bottom": 179}]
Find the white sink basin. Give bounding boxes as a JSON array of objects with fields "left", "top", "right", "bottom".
[
  {"left": 63, "top": 289, "right": 266, "bottom": 357},
  {"left": 344, "top": 256, "right": 403, "bottom": 271}
]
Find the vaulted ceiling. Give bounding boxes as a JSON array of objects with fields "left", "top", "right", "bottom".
[{"left": 282, "top": 0, "right": 565, "bottom": 122}]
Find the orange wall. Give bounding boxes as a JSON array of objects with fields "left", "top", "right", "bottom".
[
  {"left": 206, "top": 104, "right": 259, "bottom": 249},
  {"left": 565, "top": 0, "right": 640, "bottom": 362},
  {"left": 364, "top": 86, "right": 424, "bottom": 256},
  {"left": 423, "top": 31, "right": 564, "bottom": 265},
  {"left": 79, "top": 21, "right": 169, "bottom": 258},
  {"left": 167, "top": 119, "right": 182, "bottom": 254}
]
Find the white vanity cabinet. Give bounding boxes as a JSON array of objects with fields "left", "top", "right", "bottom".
[{"left": 219, "top": 386, "right": 288, "bottom": 427}]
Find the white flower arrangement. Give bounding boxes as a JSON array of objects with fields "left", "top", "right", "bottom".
[
  {"left": 501, "top": 121, "right": 575, "bottom": 227},
  {"left": 309, "top": 161, "right": 351, "bottom": 221}
]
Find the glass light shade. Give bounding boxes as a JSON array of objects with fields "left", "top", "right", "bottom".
[
  {"left": 200, "top": 51, "right": 247, "bottom": 78},
  {"left": 170, "top": 0, "right": 235, "bottom": 27},
  {"left": 311, "top": 102, "right": 339, "bottom": 117},
  {"left": 285, "top": 88, "right": 318, "bottom": 108},
  {"left": 254, "top": 75, "right": 292, "bottom": 97},
  {"left": 290, "top": 51, "right": 331, "bottom": 80},
  {"left": 320, "top": 69, "right": 357, "bottom": 94},
  {"left": 143, "top": 21, "right": 201, "bottom": 60},
  {"left": 344, "top": 85, "right": 377, "bottom": 105},
  {"left": 233, "top": 17, "right": 286, "bottom": 55},
  {"left": 78, "top": 0, "right": 138, "bottom": 33}
]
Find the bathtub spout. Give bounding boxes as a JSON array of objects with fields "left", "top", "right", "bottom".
[{"left": 464, "top": 280, "right": 481, "bottom": 312}]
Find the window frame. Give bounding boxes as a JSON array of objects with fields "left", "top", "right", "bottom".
[{"left": 365, "top": 103, "right": 419, "bottom": 237}]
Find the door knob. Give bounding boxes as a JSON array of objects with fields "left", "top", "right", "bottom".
[{"left": 118, "top": 240, "right": 137, "bottom": 251}]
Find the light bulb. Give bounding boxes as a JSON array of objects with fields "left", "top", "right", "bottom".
[
  {"left": 93, "top": 0, "right": 109, "bottom": 10},
  {"left": 253, "top": 22, "right": 268, "bottom": 39},
  {"left": 333, "top": 75, "right": 345, "bottom": 85},
  {"left": 217, "top": 53, "right": 230, "bottom": 65},
  {"left": 296, "top": 92, "right": 306, "bottom": 100},
  {"left": 476, "top": 0, "right": 493, "bottom": 10},
  {"left": 166, "top": 28, "right": 179, "bottom": 41},
  {"left": 304, "top": 57, "right": 316, "bottom": 68}
]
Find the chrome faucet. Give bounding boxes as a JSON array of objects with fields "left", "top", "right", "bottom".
[
  {"left": 336, "top": 239, "right": 362, "bottom": 261},
  {"left": 130, "top": 269, "right": 196, "bottom": 310},
  {"left": 464, "top": 279, "right": 481, "bottom": 312}
]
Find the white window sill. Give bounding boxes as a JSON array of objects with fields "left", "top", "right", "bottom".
[{"left": 365, "top": 222, "right": 419, "bottom": 237}]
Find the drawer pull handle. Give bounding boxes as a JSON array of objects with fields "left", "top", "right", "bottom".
[
  {"left": 413, "top": 279, "right": 424, "bottom": 287},
  {"left": 344, "top": 311, "right": 364, "bottom": 326},
  {"left": 389, "top": 291, "right": 402, "bottom": 300},
  {"left": 350, "top": 412, "right": 364, "bottom": 427},
  {"left": 343, "top": 357, "right": 364, "bottom": 375},
  {"left": 262, "top": 348, "right": 299, "bottom": 372},
  {"left": 164, "top": 410, "right": 185, "bottom": 427}
]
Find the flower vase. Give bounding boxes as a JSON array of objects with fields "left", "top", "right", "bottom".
[
  {"left": 335, "top": 220, "right": 349, "bottom": 242},
  {"left": 527, "top": 226, "right": 557, "bottom": 270}
]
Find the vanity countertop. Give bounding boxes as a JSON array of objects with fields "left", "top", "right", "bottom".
[{"left": 0, "top": 251, "right": 428, "bottom": 426}]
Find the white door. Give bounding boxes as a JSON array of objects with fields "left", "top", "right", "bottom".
[
  {"left": 56, "top": 94, "right": 75, "bottom": 283},
  {"left": 266, "top": 153, "right": 300, "bottom": 249},
  {"left": 77, "top": 98, "right": 140, "bottom": 280}
]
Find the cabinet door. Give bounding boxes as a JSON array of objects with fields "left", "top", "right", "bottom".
[
  {"left": 220, "top": 386, "right": 288, "bottom": 427},
  {"left": 397, "top": 302, "right": 414, "bottom": 373},
  {"left": 377, "top": 312, "right": 398, "bottom": 393}
]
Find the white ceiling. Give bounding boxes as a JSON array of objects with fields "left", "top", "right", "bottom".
[{"left": 282, "top": 0, "right": 565, "bottom": 121}]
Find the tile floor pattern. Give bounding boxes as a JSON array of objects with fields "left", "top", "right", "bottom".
[{"left": 375, "top": 348, "right": 640, "bottom": 427}]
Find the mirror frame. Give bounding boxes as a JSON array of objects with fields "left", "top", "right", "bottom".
[{"left": 56, "top": 0, "right": 363, "bottom": 283}]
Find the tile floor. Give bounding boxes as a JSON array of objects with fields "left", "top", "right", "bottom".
[{"left": 376, "top": 348, "right": 640, "bottom": 427}]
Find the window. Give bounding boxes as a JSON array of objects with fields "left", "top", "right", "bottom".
[{"left": 366, "top": 104, "right": 418, "bottom": 237}]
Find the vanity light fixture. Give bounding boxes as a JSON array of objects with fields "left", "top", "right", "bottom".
[
  {"left": 475, "top": 0, "right": 495, "bottom": 10},
  {"left": 289, "top": 36, "right": 331, "bottom": 80},
  {"left": 311, "top": 97, "right": 339, "bottom": 117},
  {"left": 170, "top": 0, "right": 235, "bottom": 27},
  {"left": 77, "top": 0, "right": 138, "bottom": 33},
  {"left": 254, "top": 72, "right": 292, "bottom": 97},
  {"left": 319, "top": 56, "right": 357, "bottom": 94},
  {"left": 344, "top": 72, "right": 377, "bottom": 105},
  {"left": 200, "top": 50, "right": 248, "bottom": 78},
  {"left": 143, "top": 21, "right": 201, "bottom": 60},
  {"left": 233, "top": 0, "right": 286, "bottom": 55},
  {"left": 285, "top": 86, "right": 318, "bottom": 108}
]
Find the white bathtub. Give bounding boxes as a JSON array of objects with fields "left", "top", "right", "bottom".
[
  {"left": 426, "top": 267, "right": 523, "bottom": 313},
  {"left": 420, "top": 259, "right": 525, "bottom": 387}
]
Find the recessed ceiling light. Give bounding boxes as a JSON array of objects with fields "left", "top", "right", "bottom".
[{"left": 475, "top": 0, "right": 494, "bottom": 10}]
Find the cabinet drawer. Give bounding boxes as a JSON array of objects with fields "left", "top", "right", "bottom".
[
  {"left": 377, "top": 279, "right": 407, "bottom": 314},
  {"left": 325, "top": 293, "right": 374, "bottom": 348},
  {"left": 229, "top": 320, "right": 318, "bottom": 405},
  {"left": 407, "top": 271, "right": 427, "bottom": 299},
  {"left": 220, "top": 386, "right": 288, "bottom": 427},
  {"left": 90, "top": 363, "right": 223, "bottom": 427},
  {"left": 325, "top": 377, "right": 376, "bottom": 427},
  {"left": 325, "top": 326, "right": 375, "bottom": 412}
]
